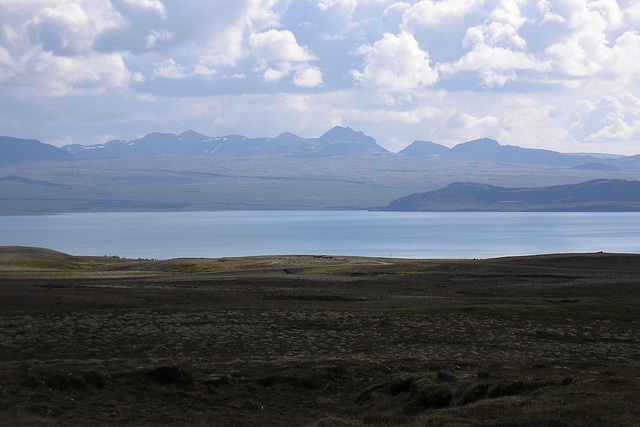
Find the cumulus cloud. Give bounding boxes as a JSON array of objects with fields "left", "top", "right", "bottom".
[
  {"left": 294, "top": 66, "right": 323, "bottom": 87},
  {"left": 607, "top": 30, "right": 640, "bottom": 84},
  {"left": 464, "top": 21, "right": 527, "bottom": 50},
  {"left": 571, "top": 95, "right": 640, "bottom": 142},
  {"left": 449, "top": 44, "right": 550, "bottom": 86},
  {"left": 537, "top": 0, "right": 566, "bottom": 24},
  {"left": 153, "top": 58, "right": 187, "bottom": 79},
  {"left": 156, "top": 0, "right": 282, "bottom": 70},
  {"left": 0, "top": 46, "right": 16, "bottom": 83},
  {"left": 401, "top": 0, "right": 483, "bottom": 28},
  {"left": 546, "top": 40, "right": 600, "bottom": 78},
  {"left": 250, "top": 29, "right": 317, "bottom": 62},
  {"left": 0, "top": 0, "right": 130, "bottom": 95},
  {"left": 250, "top": 29, "right": 319, "bottom": 84},
  {"left": 439, "top": 0, "right": 553, "bottom": 87},
  {"left": 122, "top": 0, "right": 167, "bottom": 19},
  {"left": 352, "top": 31, "right": 438, "bottom": 92},
  {"left": 35, "top": 51, "right": 131, "bottom": 96},
  {"left": 14, "top": 1, "right": 121, "bottom": 57},
  {"left": 2, "top": 0, "right": 640, "bottom": 153},
  {"left": 146, "top": 29, "right": 174, "bottom": 49},
  {"left": 255, "top": 62, "right": 323, "bottom": 87},
  {"left": 258, "top": 61, "right": 292, "bottom": 82},
  {"left": 541, "top": 0, "right": 639, "bottom": 84},
  {"left": 25, "top": 3, "right": 95, "bottom": 55},
  {"left": 457, "top": 113, "right": 500, "bottom": 130},
  {"left": 317, "top": 0, "right": 358, "bottom": 16}
]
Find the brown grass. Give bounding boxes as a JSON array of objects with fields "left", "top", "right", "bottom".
[{"left": 0, "top": 247, "right": 638, "bottom": 425}]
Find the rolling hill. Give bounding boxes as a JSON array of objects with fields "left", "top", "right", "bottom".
[
  {"left": 0, "top": 136, "right": 73, "bottom": 166},
  {"left": 399, "top": 137, "right": 611, "bottom": 167},
  {"left": 383, "top": 179, "right": 640, "bottom": 212}
]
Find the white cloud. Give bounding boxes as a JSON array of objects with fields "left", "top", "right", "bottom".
[
  {"left": 122, "top": 0, "right": 167, "bottom": 20},
  {"left": 259, "top": 61, "right": 292, "bottom": 82},
  {"left": 587, "top": 0, "right": 623, "bottom": 31},
  {"left": 0, "top": 1, "right": 130, "bottom": 95},
  {"left": 489, "top": 0, "right": 528, "bottom": 28},
  {"left": 250, "top": 29, "right": 320, "bottom": 85},
  {"left": 571, "top": 95, "right": 640, "bottom": 142},
  {"left": 608, "top": 30, "right": 640, "bottom": 84},
  {"left": 542, "top": 2, "right": 640, "bottom": 86},
  {"left": 25, "top": 3, "right": 92, "bottom": 55},
  {"left": 546, "top": 35, "right": 605, "bottom": 78},
  {"left": 18, "top": 1, "right": 121, "bottom": 56},
  {"left": 626, "top": 1, "right": 640, "bottom": 23},
  {"left": 245, "top": 0, "right": 282, "bottom": 30},
  {"left": 0, "top": 46, "right": 16, "bottom": 82},
  {"left": 317, "top": 0, "right": 358, "bottom": 16},
  {"left": 250, "top": 29, "right": 316, "bottom": 62},
  {"left": 352, "top": 31, "right": 438, "bottom": 92},
  {"left": 401, "top": 0, "right": 483, "bottom": 28},
  {"left": 448, "top": 44, "right": 550, "bottom": 86},
  {"left": 36, "top": 51, "right": 131, "bottom": 96},
  {"left": 457, "top": 113, "right": 500, "bottom": 130},
  {"left": 464, "top": 22, "right": 527, "bottom": 50},
  {"left": 191, "top": 64, "right": 217, "bottom": 77},
  {"left": 153, "top": 58, "right": 187, "bottom": 79},
  {"left": 293, "top": 66, "right": 323, "bottom": 87},
  {"left": 146, "top": 29, "right": 174, "bottom": 49},
  {"left": 439, "top": 0, "right": 551, "bottom": 86},
  {"left": 542, "top": 2, "right": 612, "bottom": 79},
  {"left": 256, "top": 62, "right": 323, "bottom": 87},
  {"left": 2, "top": 0, "right": 640, "bottom": 154},
  {"left": 382, "top": 1, "right": 411, "bottom": 17},
  {"left": 536, "top": 0, "right": 566, "bottom": 24},
  {"left": 587, "top": 115, "right": 637, "bottom": 141},
  {"left": 345, "top": 106, "right": 442, "bottom": 124},
  {"left": 195, "top": 27, "right": 245, "bottom": 68}
]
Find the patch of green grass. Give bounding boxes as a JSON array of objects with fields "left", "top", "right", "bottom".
[
  {"left": 164, "top": 263, "right": 226, "bottom": 273},
  {"left": 16, "top": 261, "right": 84, "bottom": 270}
]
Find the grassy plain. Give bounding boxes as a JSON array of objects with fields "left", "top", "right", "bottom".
[
  {"left": 0, "top": 247, "right": 639, "bottom": 425},
  {"left": 2, "top": 155, "right": 640, "bottom": 214}
]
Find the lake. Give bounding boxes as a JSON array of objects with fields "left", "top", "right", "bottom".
[{"left": 1, "top": 211, "right": 639, "bottom": 259}]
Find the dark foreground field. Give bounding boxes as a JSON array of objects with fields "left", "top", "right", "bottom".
[{"left": 1, "top": 247, "right": 639, "bottom": 426}]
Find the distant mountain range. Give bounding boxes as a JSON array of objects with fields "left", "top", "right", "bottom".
[
  {"left": 382, "top": 179, "right": 640, "bottom": 212},
  {"left": 2, "top": 127, "right": 640, "bottom": 169},
  {"left": 4, "top": 126, "right": 640, "bottom": 214},
  {"left": 61, "top": 126, "right": 387, "bottom": 160},
  {"left": 399, "top": 137, "right": 623, "bottom": 168}
]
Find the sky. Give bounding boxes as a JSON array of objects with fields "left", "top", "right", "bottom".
[{"left": 1, "top": 0, "right": 640, "bottom": 155}]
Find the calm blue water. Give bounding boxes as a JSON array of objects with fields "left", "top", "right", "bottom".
[{"left": 1, "top": 211, "right": 639, "bottom": 259}]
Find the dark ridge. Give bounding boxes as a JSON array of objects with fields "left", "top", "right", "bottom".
[{"left": 383, "top": 179, "right": 640, "bottom": 212}]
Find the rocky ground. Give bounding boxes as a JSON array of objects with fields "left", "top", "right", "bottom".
[{"left": 0, "top": 247, "right": 639, "bottom": 425}]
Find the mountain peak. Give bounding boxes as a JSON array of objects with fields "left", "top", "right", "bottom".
[
  {"left": 399, "top": 140, "right": 449, "bottom": 157},
  {"left": 274, "top": 132, "right": 299, "bottom": 142},
  {"left": 179, "top": 129, "right": 209, "bottom": 140},
  {"left": 448, "top": 137, "right": 503, "bottom": 160},
  {"left": 321, "top": 126, "right": 372, "bottom": 143},
  {"left": 454, "top": 138, "right": 501, "bottom": 149},
  {"left": 318, "top": 126, "right": 388, "bottom": 154}
]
